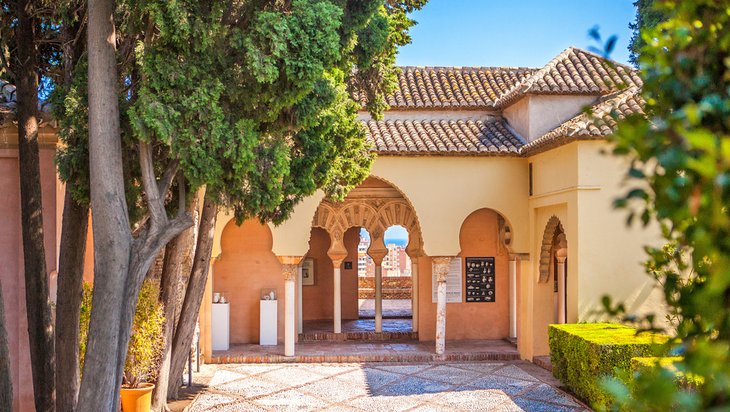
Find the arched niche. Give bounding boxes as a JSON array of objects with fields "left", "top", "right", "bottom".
[{"left": 539, "top": 216, "right": 565, "bottom": 283}]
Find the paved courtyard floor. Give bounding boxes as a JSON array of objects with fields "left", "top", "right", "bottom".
[{"left": 189, "top": 361, "right": 588, "bottom": 411}]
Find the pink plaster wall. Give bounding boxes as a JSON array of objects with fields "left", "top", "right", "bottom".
[
  {"left": 417, "top": 209, "right": 509, "bottom": 341},
  {"left": 213, "top": 219, "right": 284, "bottom": 344},
  {"left": 0, "top": 146, "right": 58, "bottom": 412},
  {"left": 301, "top": 227, "right": 359, "bottom": 322}
]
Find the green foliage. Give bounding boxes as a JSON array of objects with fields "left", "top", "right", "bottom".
[
  {"left": 124, "top": 280, "right": 165, "bottom": 388},
  {"left": 628, "top": 0, "right": 665, "bottom": 66},
  {"left": 549, "top": 323, "right": 667, "bottom": 409},
  {"left": 78, "top": 282, "right": 93, "bottom": 374},
  {"left": 79, "top": 280, "right": 165, "bottom": 388},
  {"left": 53, "top": 0, "right": 426, "bottom": 227},
  {"left": 51, "top": 58, "right": 90, "bottom": 206},
  {"left": 609, "top": 0, "right": 730, "bottom": 409}
]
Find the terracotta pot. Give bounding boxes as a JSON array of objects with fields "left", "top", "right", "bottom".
[{"left": 120, "top": 382, "right": 155, "bottom": 412}]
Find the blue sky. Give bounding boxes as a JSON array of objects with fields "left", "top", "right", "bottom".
[
  {"left": 362, "top": 226, "right": 409, "bottom": 247},
  {"left": 396, "top": 0, "right": 636, "bottom": 67}
]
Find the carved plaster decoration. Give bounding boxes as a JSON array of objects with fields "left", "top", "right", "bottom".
[
  {"left": 539, "top": 215, "right": 566, "bottom": 283},
  {"left": 311, "top": 194, "right": 424, "bottom": 254},
  {"left": 282, "top": 264, "right": 298, "bottom": 281},
  {"left": 497, "top": 215, "right": 513, "bottom": 256},
  {"left": 432, "top": 256, "right": 452, "bottom": 283}
]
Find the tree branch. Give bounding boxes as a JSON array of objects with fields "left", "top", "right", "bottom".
[
  {"left": 176, "top": 173, "right": 186, "bottom": 218},
  {"left": 157, "top": 158, "right": 179, "bottom": 196},
  {"left": 138, "top": 141, "right": 167, "bottom": 226}
]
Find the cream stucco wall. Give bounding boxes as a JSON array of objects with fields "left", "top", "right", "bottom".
[
  {"left": 214, "top": 156, "right": 532, "bottom": 259},
  {"left": 519, "top": 140, "right": 664, "bottom": 359},
  {"left": 503, "top": 95, "right": 598, "bottom": 142},
  {"left": 574, "top": 142, "right": 665, "bottom": 322},
  {"left": 369, "top": 156, "right": 530, "bottom": 256}
]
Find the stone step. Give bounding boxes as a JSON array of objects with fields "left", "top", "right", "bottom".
[
  {"left": 298, "top": 331, "right": 418, "bottom": 342},
  {"left": 209, "top": 350, "right": 520, "bottom": 364},
  {"left": 533, "top": 355, "right": 553, "bottom": 372}
]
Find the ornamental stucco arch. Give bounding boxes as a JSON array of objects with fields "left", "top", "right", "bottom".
[
  {"left": 310, "top": 176, "right": 424, "bottom": 256},
  {"left": 539, "top": 215, "right": 565, "bottom": 283}
]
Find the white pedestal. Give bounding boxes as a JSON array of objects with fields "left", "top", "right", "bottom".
[
  {"left": 212, "top": 303, "right": 230, "bottom": 351},
  {"left": 259, "top": 300, "right": 278, "bottom": 345}
]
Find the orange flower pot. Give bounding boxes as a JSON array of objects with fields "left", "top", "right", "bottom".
[{"left": 120, "top": 383, "right": 155, "bottom": 412}]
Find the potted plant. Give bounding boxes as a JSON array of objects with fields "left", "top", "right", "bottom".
[
  {"left": 120, "top": 280, "right": 165, "bottom": 412},
  {"left": 80, "top": 280, "right": 165, "bottom": 412}
]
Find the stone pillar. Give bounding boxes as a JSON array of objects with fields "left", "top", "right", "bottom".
[
  {"left": 369, "top": 234, "right": 387, "bottom": 333},
  {"left": 432, "top": 256, "right": 452, "bottom": 356},
  {"left": 556, "top": 255, "right": 567, "bottom": 324},
  {"left": 555, "top": 234, "right": 568, "bottom": 324},
  {"left": 508, "top": 255, "right": 518, "bottom": 338},
  {"left": 411, "top": 259, "right": 419, "bottom": 333},
  {"left": 297, "top": 264, "right": 303, "bottom": 334},
  {"left": 327, "top": 230, "right": 348, "bottom": 334},
  {"left": 406, "top": 245, "right": 421, "bottom": 334},
  {"left": 278, "top": 256, "right": 303, "bottom": 357}
]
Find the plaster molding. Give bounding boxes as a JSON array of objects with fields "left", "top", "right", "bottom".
[
  {"left": 432, "top": 256, "right": 452, "bottom": 283},
  {"left": 539, "top": 215, "right": 565, "bottom": 283},
  {"left": 281, "top": 263, "right": 298, "bottom": 281},
  {"left": 311, "top": 189, "right": 425, "bottom": 257}
]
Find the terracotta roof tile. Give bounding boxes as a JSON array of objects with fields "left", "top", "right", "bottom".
[
  {"left": 365, "top": 117, "right": 524, "bottom": 155},
  {"left": 493, "top": 47, "right": 642, "bottom": 107},
  {"left": 521, "top": 87, "right": 644, "bottom": 155},
  {"left": 352, "top": 66, "right": 537, "bottom": 110}
]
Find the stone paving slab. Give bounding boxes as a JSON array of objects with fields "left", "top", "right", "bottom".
[{"left": 188, "top": 361, "right": 590, "bottom": 411}]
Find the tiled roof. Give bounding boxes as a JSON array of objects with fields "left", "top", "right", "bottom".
[
  {"left": 353, "top": 67, "right": 537, "bottom": 110},
  {"left": 521, "top": 87, "right": 644, "bottom": 155},
  {"left": 493, "top": 47, "right": 642, "bottom": 107},
  {"left": 365, "top": 117, "right": 524, "bottom": 155}
]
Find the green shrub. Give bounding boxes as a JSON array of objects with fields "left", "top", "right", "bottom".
[
  {"left": 78, "top": 282, "right": 94, "bottom": 374},
  {"left": 549, "top": 323, "right": 668, "bottom": 408},
  {"left": 631, "top": 356, "right": 703, "bottom": 388},
  {"left": 79, "top": 280, "right": 165, "bottom": 388}
]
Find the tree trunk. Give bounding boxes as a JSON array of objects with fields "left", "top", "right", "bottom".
[
  {"left": 14, "top": 0, "right": 56, "bottom": 410},
  {"left": 152, "top": 196, "right": 197, "bottom": 412},
  {"left": 78, "top": 0, "right": 132, "bottom": 409},
  {"left": 80, "top": 6, "right": 193, "bottom": 410},
  {"left": 55, "top": 190, "right": 88, "bottom": 412},
  {"left": 0, "top": 284, "right": 13, "bottom": 412},
  {"left": 168, "top": 194, "right": 218, "bottom": 398}
]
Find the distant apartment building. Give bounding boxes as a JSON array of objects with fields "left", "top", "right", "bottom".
[
  {"left": 383, "top": 243, "right": 411, "bottom": 277},
  {"left": 358, "top": 236, "right": 411, "bottom": 277}
]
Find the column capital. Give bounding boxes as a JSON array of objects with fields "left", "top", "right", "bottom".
[
  {"left": 277, "top": 255, "right": 304, "bottom": 266},
  {"left": 432, "top": 256, "right": 452, "bottom": 283},
  {"left": 282, "top": 263, "right": 298, "bottom": 281}
]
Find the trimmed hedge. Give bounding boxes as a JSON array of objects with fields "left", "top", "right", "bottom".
[
  {"left": 549, "top": 323, "right": 668, "bottom": 408},
  {"left": 631, "top": 356, "right": 703, "bottom": 388}
]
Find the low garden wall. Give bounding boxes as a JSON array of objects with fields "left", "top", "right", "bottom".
[
  {"left": 549, "top": 323, "right": 668, "bottom": 408},
  {"left": 358, "top": 276, "right": 412, "bottom": 299}
]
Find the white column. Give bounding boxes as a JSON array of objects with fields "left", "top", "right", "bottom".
[
  {"left": 411, "top": 259, "right": 419, "bottom": 333},
  {"left": 433, "top": 257, "right": 452, "bottom": 356},
  {"left": 375, "top": 265, "right": 383, "bottom": 332},
  {"left": 297, "top": 265, "right": 303, "bottom": 334},
  {"left": 557, "top": 256, "right": 567, "bottom": 324},
  {"left": 334, "top": 262, "right": 342, "bottom": 333},
  {"left": 508, "top": 257, "right": 517, "bottom": 338},
  {"left": 283, "top": 265, "right": 296, "bottom": 356}
]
